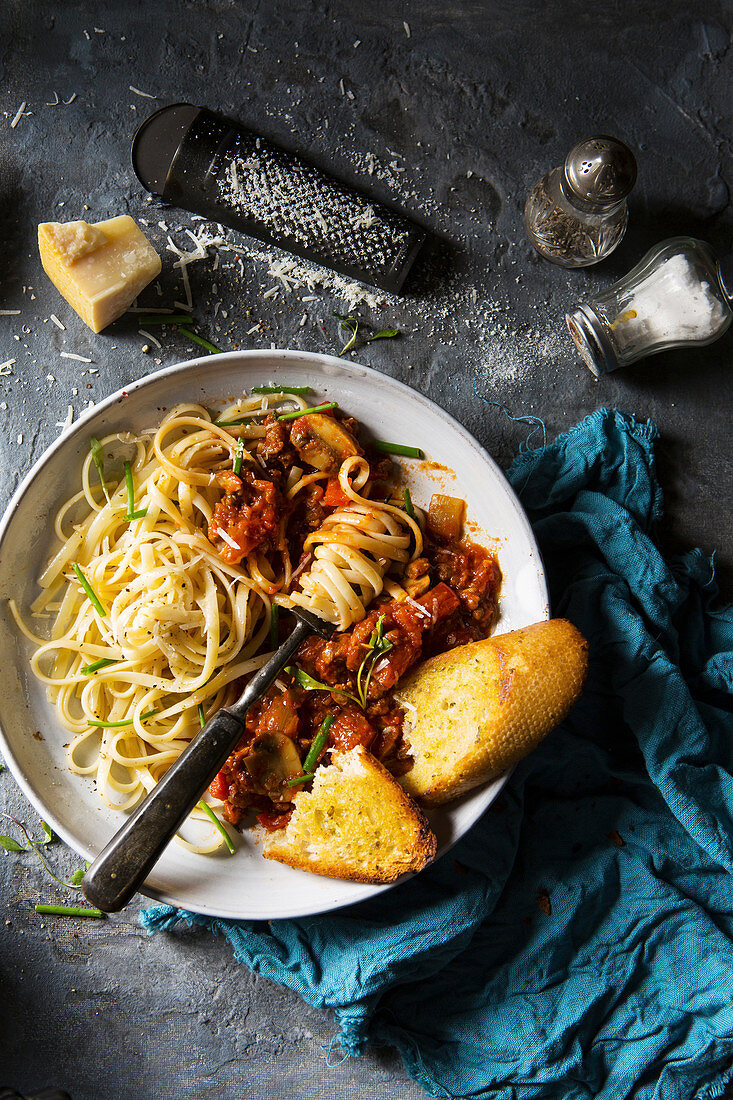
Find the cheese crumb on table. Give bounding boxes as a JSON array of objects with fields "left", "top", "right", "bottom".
[{"left": 38, "top": 216, "right": 161, "bottom": 333}]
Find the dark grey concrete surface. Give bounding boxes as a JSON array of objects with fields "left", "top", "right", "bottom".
[{"left": 1, "top": 1, "right": 731, "bottom": 1097}]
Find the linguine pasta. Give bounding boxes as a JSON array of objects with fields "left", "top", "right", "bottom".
[{"left": 11, "top": 391, "right": 420, "bottom": 850}]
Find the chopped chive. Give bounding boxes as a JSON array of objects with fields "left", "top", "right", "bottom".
[
  {"left": 87, "top": 709, "right": 158, "bottom": 729},
  {"left": 198, "top": 703, "right": 206, "bottom": 728},
  {"left": 136, "top": 314, "right": 194, "bottom": 326},
  {"left": 80, "top": 657, "right": 119, "bottom": 675},
  {"left": 233, "top": 438, "right": 244, "bottom": 476},
  {"left": 178, "top": 327, "right": 222, "bottom": 354},
  {"left": 72, "top": 563, "right": 107, "bottom": 617},
  {"left": 403, "top": 487, "right": 415, "bottom": 519},
  {"left": 214, "top": 416, "right": 251, "bottom": 428},
  {"left": 302, "top": 715, "right": 334, "bottom": 773},
  {"left": 35, "top": 904, "right": 104, "bottom": 919},
  {"left": 373, "top": 440, "right": 424, "bottom": 458},
  {"left": 251, "top": 384, "right": 313, "bottom": 395},
  {"left": 196, "top": 801, "right": 236, "bottom": 853},
  {"left": 277, "top": 401, "right": 337, "bottom": 422},
  {"left": 89, "top": 437, "right": 111, "bottom": 504},
  {"left": 270, "top": 603, "right": 279, "bottom": 649},
  {"left": 123, "top": 461, "right": 148, "bottom": 521},
  {"left": 286, "top": 772, "right": 316, "bottom": 788}
]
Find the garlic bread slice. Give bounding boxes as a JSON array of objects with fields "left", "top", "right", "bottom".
[
  {"left": 397, "top": 619, "right": 588, "bottom": 804},
  {"left": 262, "top": 746, "right": 436, "bottom": 883}
]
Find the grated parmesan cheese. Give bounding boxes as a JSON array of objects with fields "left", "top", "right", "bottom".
[
  {"left": 130, "top": 86, "right": 157, "bottom": 99},
  {"left": 0, "top": 309, "right": 21, "bottom": 316},
  {"left": 50, "top": 314, "right": 65, "bottom": 330},
  {"left": 60, "top": 353, "right": 93, "bottom": 362},
  {"left": 0, "top": 359, "right": 15, "bottom": 375},
  {"left": 56, "top": 406, "right": 74, "bottom": 432},
  {"left": 10, "top": 102, "right": 27, "bottom": 129},
  {"left": 217, "top": 528, "right": 241, "bottom": 551},
  {"left": 138, "top": 328, "right": 162, "bottom": 349}
]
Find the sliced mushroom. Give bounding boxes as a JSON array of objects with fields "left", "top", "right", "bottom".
[
  {"left": 243, "top": 731, "right": 304, "bottom": 798},
  {"left": 289, "top": 413, "right": 360, "bottom": 472}
]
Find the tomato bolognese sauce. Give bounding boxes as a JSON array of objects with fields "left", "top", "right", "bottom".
[{"left": 208, "top": 403, "right": 501, "bottom": 831}]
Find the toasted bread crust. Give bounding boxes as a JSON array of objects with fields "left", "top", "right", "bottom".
[
  {"left": 397, "top": 619, "right": 588, "bottom": 804},
  {"left": 263, "top": 746, "right": 436, "bottom": 883}
]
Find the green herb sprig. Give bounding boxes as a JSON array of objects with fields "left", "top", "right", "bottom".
[
  {"left": 355, "top": 614, "right": 394, "bottom": 708},
  {"left": 35, "top": 904, "right": 104, "bottom": 919},
  {"left": 192, "top": 704, "right": 234, "bottom": 853},
  {"left": 373, "top": 440, "right": 424, "bottom": 458},
  {"left": 233, "top": 438, "right": 244, "bottom": 476},
  {"left": 90, "top": 437, "right": 111, "bottom": 504},
  {"left": 196, "top": 801, "right": 236, "bottom": 854},
  {"left": 178, "top": 327, "right": 223, "bottom": 354},
  {"left": 124, "top": 461, "right": 148, "bottom": 521},
  {"left": 80, "top": 657, "right": 119, "bottom": 676},
  {"left": 0, "top": 814, "right": 87, "bottom": 890},
  {"left": 277, "top": 402, "right": 338, "bottom": 422},
  {"left": 214, "top": 416, "right": 251, "bottom": 428},
  {"left": 333, "top": 312, "right": 400, "bottom": 357},
  {"left": 72, "top": 564, "right": 107, "bottom": 617},
  {"left": 87, "top": 709, "right": 157, "bottom": 729},
  {"left": 287, "top": 715, "right": 334, "bottom": 786},
  {"left": 403, "top": 487, "right": 415, "bottom": 519},
  {"left": 284, "top": 666, "right": 360, "bottom": 707}
]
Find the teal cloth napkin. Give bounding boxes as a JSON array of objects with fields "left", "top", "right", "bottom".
[{"left": 141, "top": 409, "right": 733, "bottom": 1100}]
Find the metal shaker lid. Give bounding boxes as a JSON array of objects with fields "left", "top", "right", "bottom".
[{"left": 563, "top": 135, "right": 637, "bottom": 209}]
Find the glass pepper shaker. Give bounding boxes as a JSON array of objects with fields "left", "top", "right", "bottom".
[
  {"left": 566, "top": 237, "right": 733, "bottom": 376},
  {"left": 524, "top": 135, "right": 637, "bottom": 267}
]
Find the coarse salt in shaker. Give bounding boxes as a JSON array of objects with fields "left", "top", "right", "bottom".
[
  {"left": 566, "top": 237, "right": 733, "bottom": 376},
  {"left": 524, "top": 135, "right": 637, "bottom": 267}
]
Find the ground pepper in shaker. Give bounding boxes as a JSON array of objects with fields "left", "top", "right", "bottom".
[
  {"left": 566, "top": 237, "right": 733, "bottom": 376},
  {"left": 524, "top": 135, "right": 637, "bottom": 267}
]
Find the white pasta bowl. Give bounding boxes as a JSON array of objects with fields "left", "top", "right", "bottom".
[{"left": 0, "top": 350, "right": 547, "bottom": 919}]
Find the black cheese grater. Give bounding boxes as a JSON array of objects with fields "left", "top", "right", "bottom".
[{"left": 131, "top": 103, "right": 426, "bottom": 294}]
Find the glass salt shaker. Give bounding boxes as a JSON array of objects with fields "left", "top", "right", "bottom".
[
  {"left": 524, "top": 135, "right": 637, "bottom": 267},
  {"left": 566, "top": 237, "right": 733, "bottom": 377}
]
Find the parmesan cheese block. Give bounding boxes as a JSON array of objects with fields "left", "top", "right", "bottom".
[
  {"left": 38, "top": 216, "right": 161, "bottom": 333},
  {"left": 397, "top": 619, "right": 588, "bottom": 804}
]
